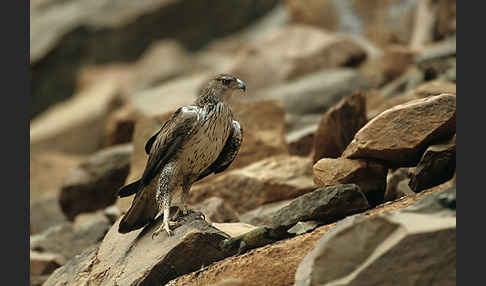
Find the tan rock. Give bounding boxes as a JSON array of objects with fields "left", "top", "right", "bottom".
[
  {"left": 212, "top": 222, "right": 258, "bottom": 238},
  {"left": 103, "top": 103, "right": 141, "bottom": 147},
  {"left": 44, "top": 213, "right": 234, "bottom": 286},
  {"left": 343, "top": 94, "right": 456, "bottom": 166},
  {"left": 313, "top": 158, "right": 388, "bottom": 205},
  {"left": 287, "top": 124, "right": 317, "bottom": 157},
  {"left": 60, "top": 144, "right": 133, "bottom": 220},
  {"left": 30, "top": 194, "right": 68, "bottom": 235},
  {"left": 192, "top": 197, "right": 240, "bottom": 223},
  {"left": 283, "top": 0, "right": 418, "bottom": 47},
  {"left": 409, "top": 135, "right": 456, "bottom": 192},
  {"left": 228, "top": 24, "right": 367, "bottom": 91},
  {"left": 312, "top": 93, "right": 367, "bottom": 163},
  {"left": 30, "top": 80, "right": 120, "bottom": 155},
  {"left": 190, "top": 155, "right": 315, "bottom": 213},
  {"left": 30, "top": 250, "right": 66, "bottom": 276}
]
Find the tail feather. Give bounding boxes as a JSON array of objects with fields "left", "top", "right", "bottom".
[
  {"left": 118, "top": 188, "right": 158, "bottom": 233},
  {"left": 118, "top": 180, "right": 142, "bottom": 198}
]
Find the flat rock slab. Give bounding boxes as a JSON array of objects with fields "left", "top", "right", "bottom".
[
  {"left": 313, "top": 93, "right": 367, "bottom": 162},
  {"left": 295, "top": 208, "right": 456, "bottom": 286},
  {"left": 44, "top": 212, "right": 234, "bottom": 286},
  {"left": 271, "top": 184, "right": 370, "bottom": 232},
  {"left": 313, "top": 158, "right": 388, "bottom": 205},
  {"left": 343, "top": 93, "right": 456, "bottom": 166}
]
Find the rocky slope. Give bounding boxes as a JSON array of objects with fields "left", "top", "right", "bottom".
[{"left": 30, "top": 1, "right": 456, "bottom": 285}]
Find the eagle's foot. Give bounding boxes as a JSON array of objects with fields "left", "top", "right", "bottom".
[{"left": 152, "top": 220, "right": 182, "bottom": 239}]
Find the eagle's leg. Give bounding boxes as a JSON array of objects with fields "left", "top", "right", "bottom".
[
  {"left": 152, "top": 165, "right": 178, "bottom": 238},
  {"left": 180, "top": 184, "right": 190, "bottom": 216}
]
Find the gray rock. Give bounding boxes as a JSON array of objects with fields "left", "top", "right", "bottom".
[
  {"left": 257, "top": 68, "right": 369, "bottom": 116},
  {"left": 30, "top": 212, "right": 110, "bottom": 260},
  {"left": 409, "top": 135, "right": 456, "bottom": 192},
  {"left": 270, "top": 184, "right": 370, "bottom": 232},
  {"left": 59, "top": 144, "right": 133, "bottom": 220},
  {"left": 238, "top": 199, "right": 294, "bottom": 226},
  {"left": 295, "top": 206, "right": 456, "bottom": 286},
  {"left": 384, "top": 168, "right": 414, "bottom": 202},
  {"left": 404, "top": 185, "right": 456, "bottom": 215}
]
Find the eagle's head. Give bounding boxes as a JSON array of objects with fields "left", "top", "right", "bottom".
[{"left": 198, "top": 74, "right": 246, "bottom": 104}]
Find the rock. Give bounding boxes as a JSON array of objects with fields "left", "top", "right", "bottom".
[
  {"left": 288, "top": 221, "right": 321, "bottom": 235},
  {"left": 60, "top": 144, "right": 133, "bottom": 220},
  {"left": 384, "top": 168, "right": 414, "bottom": 202},
  {"left": 294, "top": 209, "right": 456, "bottom": 285},
  {"left": 31, "top": 0, "right": 278, "bottom": 119},
  {"left": 409, "top": 135, "right": 456, "bottom": 192},
  {"left": 239, "top": 199, "right": 294, "bottom": 226},
  {"left": 312, "top": 93, "right": 367, "bottom": 163},
  {"left": 343, "top": 94, "right": 456, "bottom": 166},
  {"left": 209, "top": 279, "right": 244, "bottom": 286},
  {"left": 212, "top": 223, "right": 258, "bottom": 238},
  {"left": 103, "top": 205, "right": 121, "bottom": 224},
  {"left": 379, "top": 66, "right": 425, "bottom": 99},
  {"left": 404, "top": 185, "right": 456, "bottom": 215},
  {"left": 287, "top": 124, "right": 317, "bottom": 157},
  {"left": 229, "top": 25, "right": 367, "bottom": 91},
  {"left": 189, "top": 155, "right": 315, "bottom": 213},
  {"left": 30, "top": 80, "right": 120, "bottom": 155},
  {"left": 30, "top": 250, "right": 67, "bottom": 276},
  {"left": 30, "top": 274, "right": 51, "bottom": 286},
  {"left": 270, "top": 184, "right": 370, "bottom": 233},
  {"left": 43, "top": 246, "right": 98, "bottom": 286},
  {"left": 192, "top": 197, "right": 240, "bottom": 223},
  {"left": 45, "top": 212, "right": 233, "bottom": 286},
  {"left": 103, "top": 103, "right": 140, "bottom": 147},
  {"left": 283, "top": 0, "right": 418, "bottom": 47},
  {"left": 30, "top": 151, "right": 86, "bottom": 200},
  {"left": 257, "top": 68, "right": 369, "bottom": 116},
  {"left": 219, "top": 226, "right": 283, "bottom": 255},
  {"left": 117, "top": 99, "right": 289, "bottom": 213},
  {"left": 30, "top": 213, "right": 110, "bottom": 261},
  {"left": 313, "top": 158, "right": 388, "bottom": 205},
  {"left": 30, "top": 194, "right": 68, "bottom": 235}
]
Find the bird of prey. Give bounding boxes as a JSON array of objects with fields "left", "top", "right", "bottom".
[{"left": 117, "top": 74, "right": 246, "bottom": 237}]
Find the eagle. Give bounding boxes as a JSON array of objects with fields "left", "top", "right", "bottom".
[{"left": 117, "top": 74, "right": 246, "bottom": 237}]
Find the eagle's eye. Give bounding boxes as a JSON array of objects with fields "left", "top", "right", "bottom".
[{"left": 221, "top": 78, "right": 232, "bottom": 86}]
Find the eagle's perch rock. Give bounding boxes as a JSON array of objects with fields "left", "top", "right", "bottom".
[{"left": 117, "top": 74, "right": 246, "bottom": 237}]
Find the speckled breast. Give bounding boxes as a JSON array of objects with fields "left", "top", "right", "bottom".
[{"left": 179, "top": 103, "right": 232, "bottom": 176}]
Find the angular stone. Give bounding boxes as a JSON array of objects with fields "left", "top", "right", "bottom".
[
  {"left": 343, "top": 94, "right": 456, "bottom": 166},
  {"left": 229, "top": 24, "right": 367, "bottom": 91},
  {"left": 270, "top": 184, "right": 370, "bottom": 232},
  {"left": 49, "top": 213, "right": 232, "bottom": 286},
  {"left": 287, "top": 123, "right": 317, "bottom": 157},
  {"left": 30, "top": 250, "right": 67, "bottom": 276},
  {"left": 313, "top": 158, "right": 388, "bottom": 205},
  {"left": 211, "top": 222, "right": 258, "bottom": 238},
  {"left": 257, "top": 68, "right": 369, "bottom": 115},
  {"left": 30, "top": 81, "right": 120, "bottom": 155},
  {"left": 191, "top": 197, "right": 240, "bottom": 223},
  {"left": 190, "top": 155, "right": 315, "bottom": 213},
  {"left": 60, "top": 144, "right": 133, "bottom": 220},
  {"left": 295, "top": 210, "right": 456, "bottom": 286},
  {"left": 312, "top": 93, "right": 367, "bottom": 163},
  {"left": 409, "top": 135, "right": 456, "bottom": 192}
]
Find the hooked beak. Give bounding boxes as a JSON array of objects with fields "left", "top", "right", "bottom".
[{"left": 236, "top": 78, "right": 246, "bottom": 93}]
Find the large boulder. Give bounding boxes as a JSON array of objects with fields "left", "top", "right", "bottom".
[
  {"left": 312, "top": 93, "right": 367, "bottom": 163},
  {"left": 228, "top": 25, "right": 368, "bottom": 91},
  {"left": 294, "top": 199, "right": 456, "bottom": 285},
  {"left": 43, "top": 213, "right": 234, "bottom": 286},
  {"left": 343, "top": 94, "right": 456, "bottom": 166},
  {"left": 60, "top": 144, "right": 133, "bottom": 220}
]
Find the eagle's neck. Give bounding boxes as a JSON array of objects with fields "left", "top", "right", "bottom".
[{"left": 195, "top": 88, "right": 223, "bottom": 108}]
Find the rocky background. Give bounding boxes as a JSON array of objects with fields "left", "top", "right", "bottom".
[{"left": 30, "top": 0, "right": 456, "bottom": 285}]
